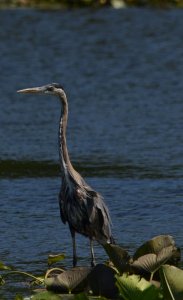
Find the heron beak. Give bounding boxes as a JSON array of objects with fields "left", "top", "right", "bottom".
[{"left": 17, "top": 86, "right": 45, "bottom": 94}]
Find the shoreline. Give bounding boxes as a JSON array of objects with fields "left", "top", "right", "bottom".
[{"left": 0, "top": 0, "right": 183, "bottom": 10}]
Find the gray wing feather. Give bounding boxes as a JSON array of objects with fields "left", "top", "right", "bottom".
[{"left": 59, "top": 173, "right": 113, "bottom": 243}]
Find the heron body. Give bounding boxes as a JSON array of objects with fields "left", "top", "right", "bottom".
[{"left": 17, "top": 83, "right": 114, "bottom": 267}]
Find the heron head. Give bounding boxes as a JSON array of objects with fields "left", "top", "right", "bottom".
[{"left": 17, "top": 83, "right": 66, "bottom": 98}]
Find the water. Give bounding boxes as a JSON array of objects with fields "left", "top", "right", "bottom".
[{"left": 0, "top": 7, "right": 183, "bottom": 298}]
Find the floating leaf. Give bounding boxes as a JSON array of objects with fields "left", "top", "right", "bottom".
[
  {"left": 116, "top": 273, "right": 162, "bottom": 300},
  {"left": 32, "top": 293, "right": 89, "bottom": 300},
  {"left": 132, "top": 246, "right": 174, "bottom": 280},
  {"left": 14, "top": 294, "right": 24, "bottom": 300},
  {"left": 160, "top": 265, "right": 183, "bottom": 300},
  {"left": 45, "top": 267, "right": 91, "bottom": 293},
  {"left": 87, "top": 263, "right": 118, "bottom": 298},
  {"left": 0, "top": 275, "right": 5, "bottom": 285},
  {"left": 48, "top": 253, "right": 66, "bottom": 266},
  {"left": 133, "top": 235, "right": 176, "bottom": 260},
  {"left": 0, "top": 261, "right": 12, "bottom": 271},
  {"left": 132, "top": 253, "right": 157, "bottom": 273},
  {"left": 31, "top": 290, "right": 63, "bottom": 300},
  {"left": 74, "top": 293, "right": 90, "bottom": 300},
  {"left": 103, "top": 243, "right": 131, "bottom": 273}
]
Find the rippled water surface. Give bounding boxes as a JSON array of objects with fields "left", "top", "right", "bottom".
[{"left": 0, "top": 7, "right": 183, "bottom": 298}]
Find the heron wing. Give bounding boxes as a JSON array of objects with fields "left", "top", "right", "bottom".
[{"left": 85, "top": 188, "right": 112, "bottom": 243}]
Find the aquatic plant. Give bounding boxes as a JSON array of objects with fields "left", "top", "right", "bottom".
[
  {"left": 1, "top": 0, "right": 183, "bottom": 9},
  {"left": 1, "top": 234, "right": 183, "bottom": 299}
]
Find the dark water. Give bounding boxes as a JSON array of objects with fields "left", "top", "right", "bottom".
[{"left": 0, "top": 7, "right": 183, "bottom": 298}]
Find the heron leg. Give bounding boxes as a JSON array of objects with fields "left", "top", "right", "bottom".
[
  {"left": 90, "top": 239, "right": 96, "bottom": 267},
  {"left": 70, "top": 227, "right": 77, "bottom": 267}
]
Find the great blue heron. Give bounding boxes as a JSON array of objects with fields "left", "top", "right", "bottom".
[{"left": 17, "top": 83, "right": 114, "bottom": 267}]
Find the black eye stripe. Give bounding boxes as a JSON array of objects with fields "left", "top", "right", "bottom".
[
  {"left": 52, "top": 83, "right": 64, "bottom": 90},
  {"left": 47, "top": 86, "right": 54, "bottom": 91},
  {"left": 46, "top": 83, "right": 64, "bottom": 91}
]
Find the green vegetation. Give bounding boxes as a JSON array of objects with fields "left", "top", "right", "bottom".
[
  {"left": 0, "top": 0, "right": 110, "bottom": 9},
  {"left": 1, "top": 235, "right": 183, "bottom": 299},
  {"left": 1, "top": 0, "right": 183, "bottom": 8}
]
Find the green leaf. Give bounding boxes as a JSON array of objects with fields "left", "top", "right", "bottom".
[
  {"left": 74, "top": 293, "right": 90, "bottom": 300},
  {"left": 132, "top": 246, "right": 174, "bottom": 280},
  {"left": 14, "top": 294, "right": 24, "bottom": 300},
  {"left": 116, "top": 274, "right": 162, "bottom": 300},
  {"left": 32, "top": 293, "right": 89, "bottom": 300},
  {"left": 48, "top": 253, "right": 66, "bottom": 266},
  {"left": 103, "top": 243, "right": 131, "bottom": 273},
  {"left": 133, "top": 235, "right": 176, "bottom": 260},
  {"left": 0, "top": 261, "right": 12, "bottom": 270},
  {"left": 0, "top": 275, "right": 5, "bottom": 285},
  {"left": 87, "top": 263, "right": 118, "bottom": 298},
  {"left": 45, "top": 267, "right": 91, "bottom": 293},
  {"left": 159, "top": 265, "right": 183, "bottom": 300},
  {"left": 31, "top": 291, "right": 63, "bottom": 300}
]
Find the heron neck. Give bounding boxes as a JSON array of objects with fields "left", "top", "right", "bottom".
[{"left": 59, "top": 95, "right": 73, "bottom": 176}]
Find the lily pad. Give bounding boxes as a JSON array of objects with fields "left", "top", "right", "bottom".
[
  {"left": 87, "top": 263, "right": 118, "bottom": 298},
  {"left": 133, "top": 235, "right": 177, "bottom": 260},
  {"left": 48, "top": 254, "right": 66, "bottom": 266},
  {"left": 31, "top": 290, "right": 63, "bottom": 300},
  {"left": 159, "top": 264, "right": 183, "bottom": 300},
  {"left": 0, "top": 261, "right": 13, "bottom": 271},
  {"left": 116, "top": 273, "right": 162, "bottom": 300},
  {"left": 103, "top": 243, "right": 131, "bottom": 273},
  {"left": 0, "top": 275, "right": 5, "bottom": 286},
  {"left": 14, "top": 294, "right": 24, "bottom": 300},
  {"left": 45, "top": 267, "right": 91, "bottom": 293},
  {"left": 132, "top": 246, "right": 174, "bottom": 280}
]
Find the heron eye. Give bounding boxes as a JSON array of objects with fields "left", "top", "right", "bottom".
[{"left": 47, "top": 86, "right": 53, "bottom": 92}]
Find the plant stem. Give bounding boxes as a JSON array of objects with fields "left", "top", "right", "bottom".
[
  {"left": 3, "top": 270, "right": 44, "bottom": 283},
  {"left": 150, "top": 272, "right": 154, "bottom": 282}
]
